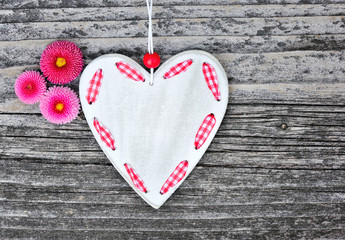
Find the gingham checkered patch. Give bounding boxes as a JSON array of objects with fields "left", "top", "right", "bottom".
[
  {"left": 194, "top": 113, "right": 216, "bottom": 150},
  {"left": 116, "top": 61, "right": 145, "bottom": 82},
  {"left": 160, "top": 160, "right": 188, "bottom": 194},
  {"left": 203, "top": 62, "right": 221, "bottom": 101},
  {"left": 124, "top": 163, "right": 147, "bottom": 193},
  {"left": 86, "top": 69, "right": 103, "bottom": 104},
  {"left": 163, "top": 59, "right": 193, "bottom": 79},
  {"left": 93, "top": 118, "right": 116, "bottom": 150}
]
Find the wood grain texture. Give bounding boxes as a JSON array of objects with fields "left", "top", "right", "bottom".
[
  {"left": 2, "top": 4, "right": 345, "bottom": 23},
  {"left": 2, "top": 0, "right": 345, "bottom": 9},
  {"left": 2, "top": 16, "right": 345, "bottom": 41},
  {"left": 1, "top": 0, "right": 345, "bottom": 239}
]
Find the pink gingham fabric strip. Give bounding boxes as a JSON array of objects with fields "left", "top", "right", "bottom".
[
  {"left": 202, "top": 62, "right": 221, "bottom": 101},
  {"left": 160, "top": 160, "right": 188, "bottom": 194},
  {"left": 163, "top": 59, "right": 193, "bottom": 79},
  {"left": 116, "top": 62, "right": 145, "bottom": 82},
  {"left": 86, "top": 69, "right": 103, "bottom": 104},
  {"left": 93, "top": 118, "right": 116, "bottom": 150},
  {"left": 194, "top": 113, "right": 216, "bottom": 150},
  {"left": 124, "top": 163, "right": 147, "bottom": 193}
]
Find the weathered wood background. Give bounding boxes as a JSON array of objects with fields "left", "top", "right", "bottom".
[{"left": 1, "top": 0, "right": 345, "bottom": 239}]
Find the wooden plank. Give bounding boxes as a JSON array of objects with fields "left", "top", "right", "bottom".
[
  {"left": 3, "top": 217, "right": 345, "bottom": 233},
  {"left": 0, "top": 79, "right": 345, "bottom": 115},
  {"left": 2, "top": 199, "right": 345, "bottom": 221},
  {"left": 1, "top": 100, "right": 345, "bottom": 169},
  {"left": 1, "top": 35, "right": 345, "bottom": 69},
  {"left": 2, "top": 0, "right": 345, "bottom": 9},
  {"left": 1, "top": 16, "right": 345, "bottom": 41},
  {"left": 2, "top": 161, "right": 345, "bottom": 206},
  {"left": 2, "top": 82, "right": 345, "bottom": 115},
  {"left": 2, "top": 4, "right": 345, "bottom": 23},
  {"left": 1, "top": 51, "right": 344, "bottom": 94},
  {"left": 2, "top": 161, "right": 345, "bottom": 239},
  {"left": 3, "top": 229, "right": 344, "bottom": 240},
  {"left": 3, "top": 178, "right": 345, "bottom": 205}
]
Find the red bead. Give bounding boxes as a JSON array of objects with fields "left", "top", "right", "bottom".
[{"left": 143, "top": 52, "right": 161, "bottom": 68}]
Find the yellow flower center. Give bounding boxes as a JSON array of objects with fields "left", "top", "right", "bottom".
[
  {"left": 55, "top": 102, "right": 64, "bottom": 112},
  {"left": 56, "top": 57, "right": 67, "bottom": 67},
  {"left": 26, "top": 84, "right": 32, "bottom": 90}
]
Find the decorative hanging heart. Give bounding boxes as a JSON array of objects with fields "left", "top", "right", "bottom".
[{"left": 79, "top": 50, "right": 228, "bottom": 208}]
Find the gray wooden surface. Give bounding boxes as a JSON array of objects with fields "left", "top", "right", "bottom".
[{"left": 1, "top": 1, "right": 345, "bottom": 239}]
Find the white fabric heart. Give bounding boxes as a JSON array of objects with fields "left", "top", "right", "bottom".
[{"left": 79, "top": 50, "right": 228, "bottom": 208}]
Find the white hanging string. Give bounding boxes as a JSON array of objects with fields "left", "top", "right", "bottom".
[
  {"left": 146, "top": 0, "right": 154, "bottom": 85},
  {"left": 146, "top": 0, "right": 153, "bottom": 54}
]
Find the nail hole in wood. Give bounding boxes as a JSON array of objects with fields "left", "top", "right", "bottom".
[{"left": 281, "top": 123, "right": 288, "bottom": 130}]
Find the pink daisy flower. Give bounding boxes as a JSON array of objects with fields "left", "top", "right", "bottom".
[
  {"left": 40, "top": 40, "right": 83, "bottom": 84},
  {"left": 40, "top": 86, "right": 80, "bottom": 124},
  {"left": 15, "top": 70, "right": 46, "bottom": 104}
]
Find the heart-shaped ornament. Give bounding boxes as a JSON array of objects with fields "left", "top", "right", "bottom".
[{"left": 79, "top": 50, "right": 228, "bottom": 208}]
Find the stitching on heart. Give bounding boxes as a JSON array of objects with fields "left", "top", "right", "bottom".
[
  {"left": 86, "top": 69, "right": 103, "bottom": 105},
  {"left": 203, "top": 62, "right": 221, "bottom": 101},
  {"left": 195, "top": 113, "right": 216, "bottom": 150},
  {"left": 124, "top": 163, "right": 148, "bottom": 193},
  {"left": 116, "top": 62, "right": 145, "bottom": 82},
  {"left": 160, "top": 160, "right": 188, "bottom": 195},
  {"left": 93, "top": 118, "right": 116, "bottom": 150},
  {"left": 163, "top": 59, "right": 193, "bottom": 79}
]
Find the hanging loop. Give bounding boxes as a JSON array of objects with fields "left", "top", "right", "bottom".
[
  {"left": 145, "top": 0, "right": 156, "bottom": 86},
  {"left": 146, "top": 0, "right": 154, "bottom": 54}
]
